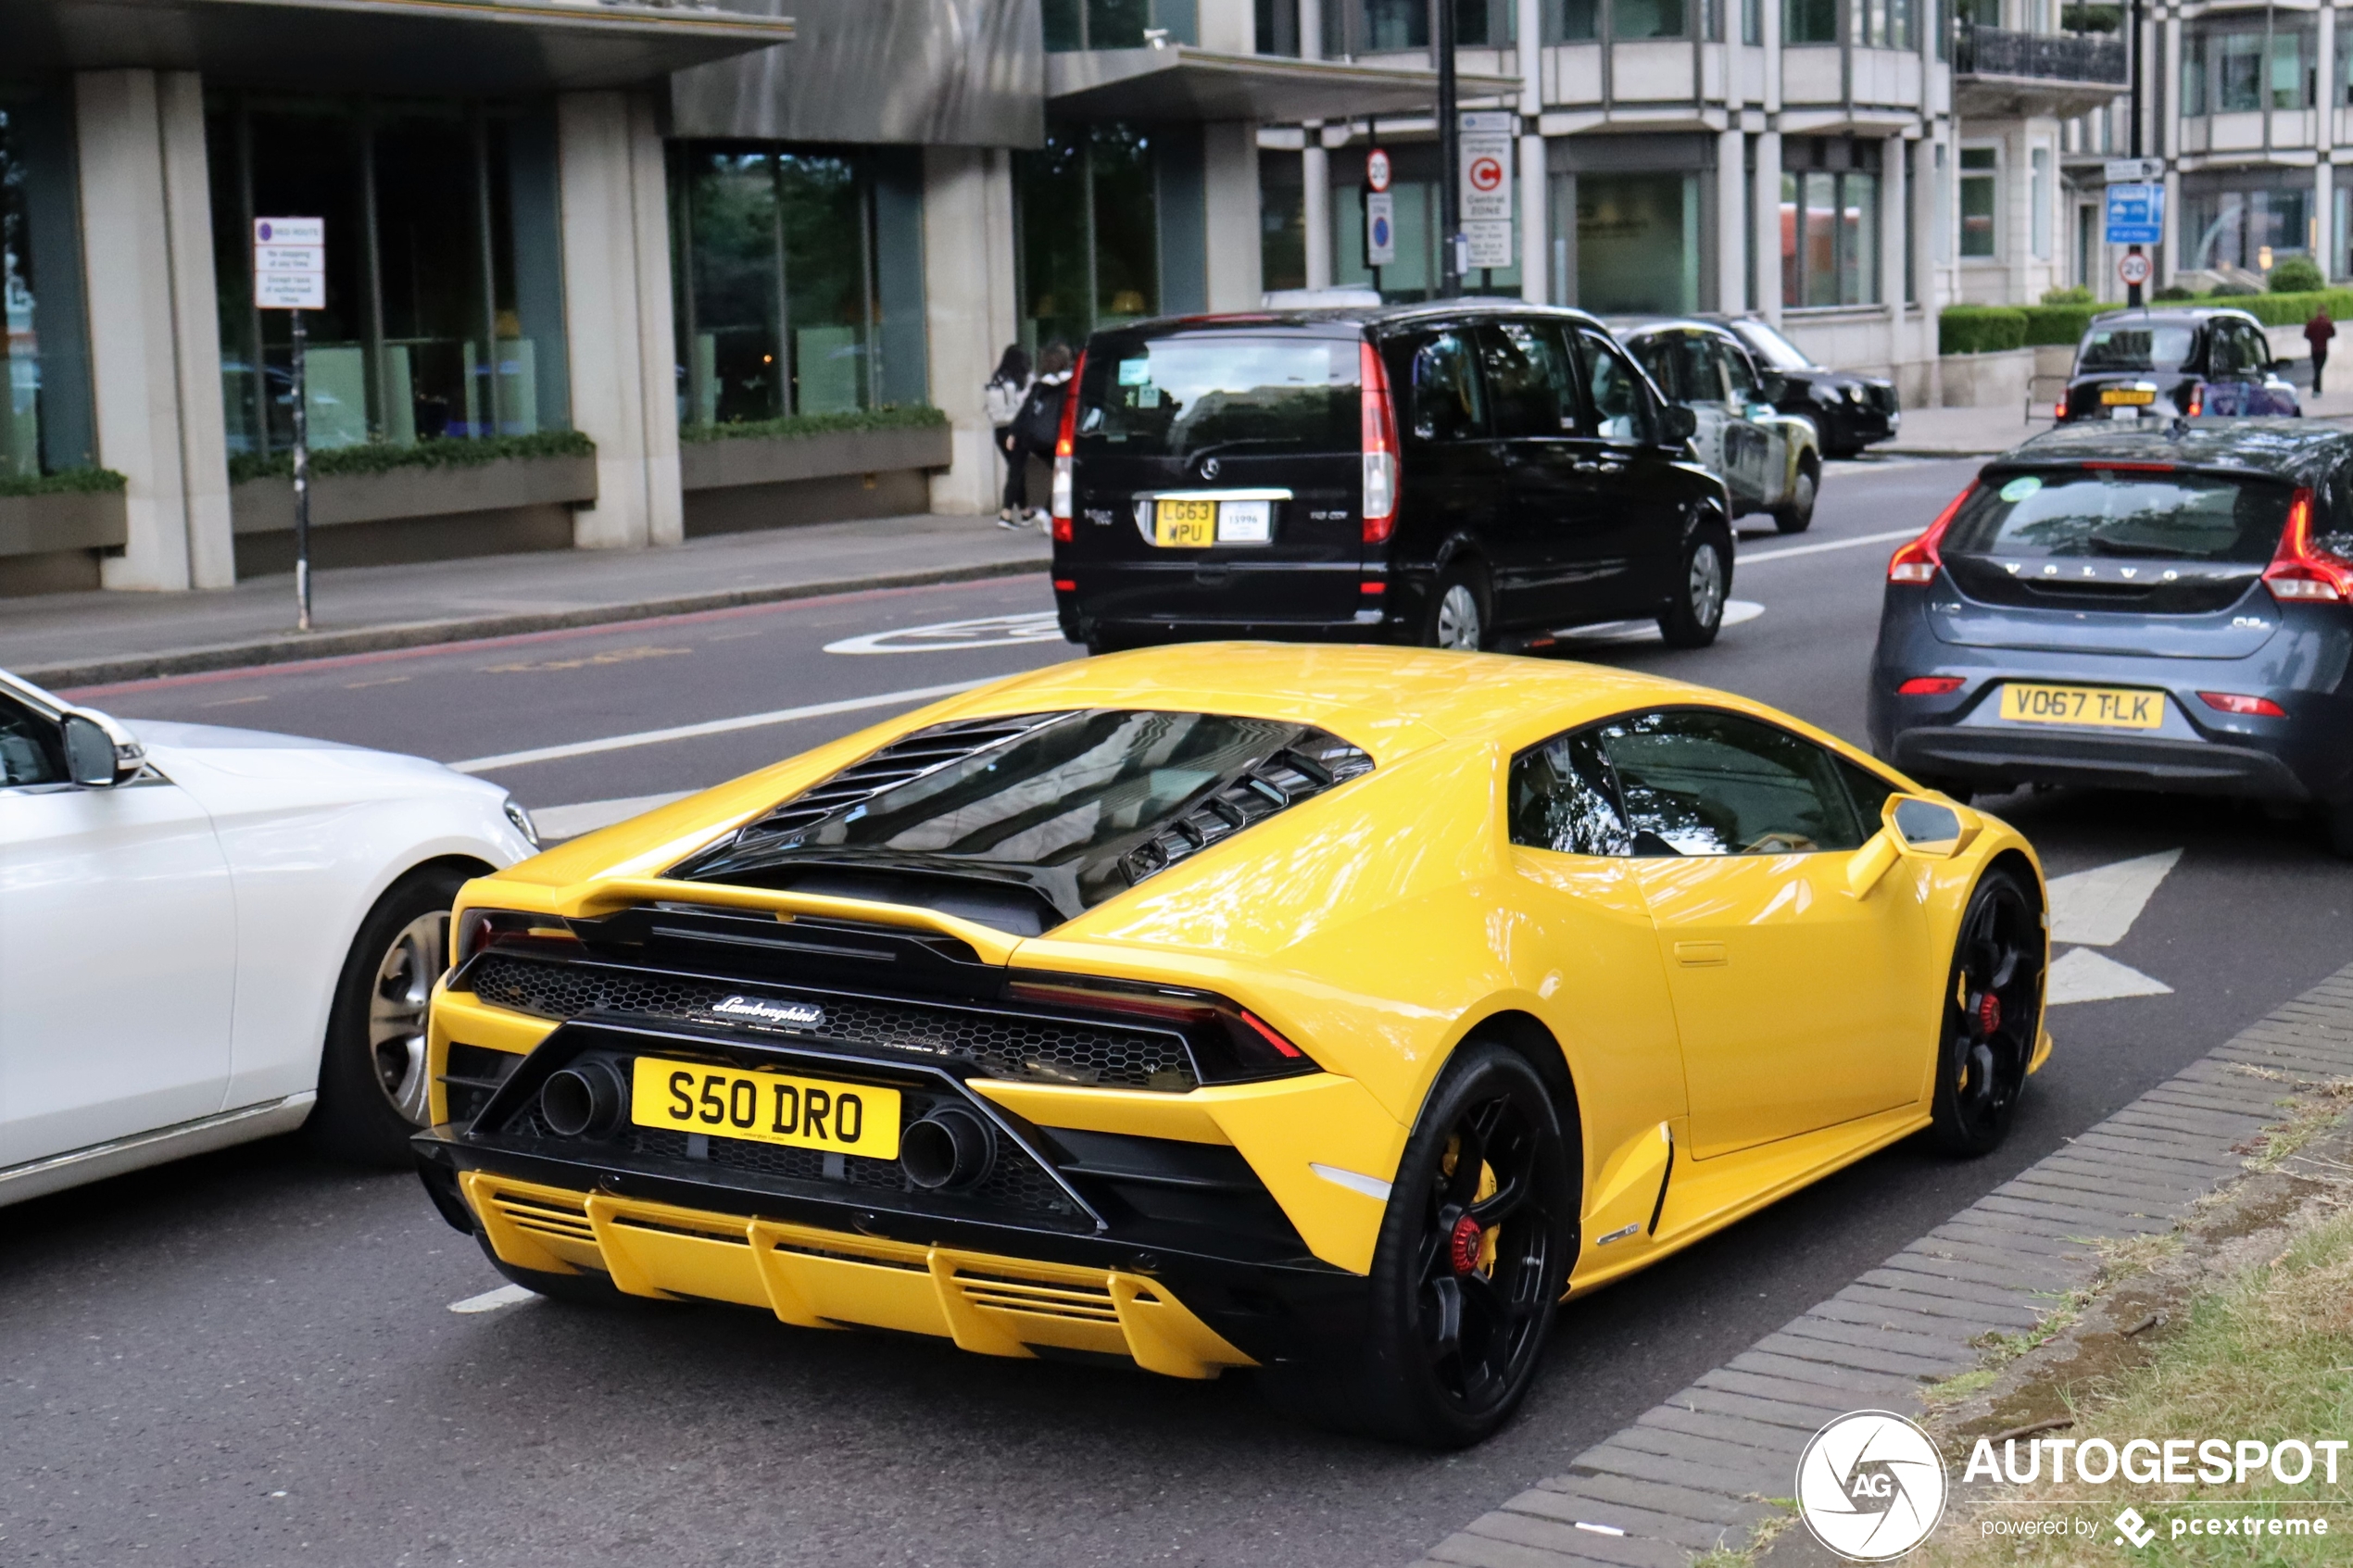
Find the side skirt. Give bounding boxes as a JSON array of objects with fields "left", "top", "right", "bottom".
[{"left": 0, "top": 1094, "right": 318, "bottom": 1209}]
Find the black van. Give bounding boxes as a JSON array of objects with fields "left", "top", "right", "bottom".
[{"left": 1048, "top": 300, "right": 1730, "bottom": 656}]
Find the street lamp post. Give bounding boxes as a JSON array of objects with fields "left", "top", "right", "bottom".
[{"left": 1437, "top": 0, "right": 1462, "bottom": 296}]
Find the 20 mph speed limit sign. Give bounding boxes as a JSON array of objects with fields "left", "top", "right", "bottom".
[{"left": 2118, "top": 250, "right": 2152, "bottom": 288}]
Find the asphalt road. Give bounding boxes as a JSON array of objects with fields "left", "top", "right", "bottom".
[{"left": 9, "top": 464, "right": 2351, "bottom": 1568}]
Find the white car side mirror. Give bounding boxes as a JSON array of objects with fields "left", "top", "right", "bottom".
[{"left": 62, "top": 713, "right": 123, "bottom": 787}]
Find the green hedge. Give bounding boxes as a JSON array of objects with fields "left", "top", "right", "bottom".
[
  {"left": 678, "top": 405, "right": 949, "bottom": 445},
  {"left": 1939, "top": 306, "right": 2028, "bottom": 355},
  {"left": 2021, "top": 304, "right": 2101, "bottom": 346},
  {"left": 228, "top": 429, "right": 595, "bottom": 485},
  {"left": 0, "top": 466, "right": 129, "bottom": 499}
]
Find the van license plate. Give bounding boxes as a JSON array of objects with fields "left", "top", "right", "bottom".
[
  {"left": 1153, "top": 499, "right": 1217, "bottom": 547},
  {"left": 1997, "top": 684, "right": 2164, "bottom": 730},
  {"left": 2100, "top": 387, "right": 2155, "bottom": 406}
]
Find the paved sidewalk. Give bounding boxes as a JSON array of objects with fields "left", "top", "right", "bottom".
[
  {"left": 0, "top": 512, "right": 1050, "bottom": 689},
  {"left": 1413, "top": 959, "right": 2353, "bottom": 1568}
]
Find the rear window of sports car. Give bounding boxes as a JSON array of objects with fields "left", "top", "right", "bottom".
[{"left": 672, "top": 709, "right": 1374, "bottom": 932}]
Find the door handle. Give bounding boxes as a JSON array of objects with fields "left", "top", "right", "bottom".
[{"left": 1673, "top": 941, "right": 1727, "bottom": 967}]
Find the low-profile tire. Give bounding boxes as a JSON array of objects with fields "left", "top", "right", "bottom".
[
  {"left": 1656, "top": 522, "right": 1732, "bottom": 648},
  {"left": 1771, "top": 456, "right": 1818, "bottom": 533},
  {"left": 307, "top": 861, "right": 474, "bottom": 1167},
  {"left": 1423, "top": 562, "right": 1493, "bottom": 651},
  {"left": 1927, "top": 866, "right": 2044, "bottom": 1157},
  {"left": 1276, "top": 1042, "right": 1576, "bottom": 1448}
]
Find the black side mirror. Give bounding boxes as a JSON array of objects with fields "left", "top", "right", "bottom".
[
  {"left": 62, "top": 713, "right": 124, "bottom": 787},
  {"left": 1659, "top": 404, "right": 1699, "bottom": 445},
  {"left": 1759, "top": 371, "right": 1789, "bottom": 402}
]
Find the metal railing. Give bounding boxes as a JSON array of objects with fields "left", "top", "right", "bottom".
[{"left": 1954, "top": 23, "right": 2128, "bottom": 84}]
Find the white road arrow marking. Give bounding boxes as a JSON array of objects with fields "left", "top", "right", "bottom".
[
  {"left": 2046, "top": 848, "right": 2183, "bottom": 946},
  {"left": 448, "top": 1284, "right": 539, "bottom": 1314},
  {"left": 2046, "top": 947, "right": 2175, "bottom": 1005}
]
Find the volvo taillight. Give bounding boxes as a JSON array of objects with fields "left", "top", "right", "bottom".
[
  {"left": 1888, "top": 481, "right": 1977, "bottom": 583},
  {"left": 2262, "top": 486, "right": 2353, "bottom": 603},
  {"left": 1051, "top": 349, "right": 1085, "bottom": 543},
  {"left": 1360, "top": 339, "right": 1401, "bottom": 545}
]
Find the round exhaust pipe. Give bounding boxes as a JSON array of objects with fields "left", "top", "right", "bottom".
[
  {"left": 900, "top": 1107, "right": 996, "bottom": 1190},
  {"left": 540, "top": 1060, "right": 623, "bottom": 1138}
]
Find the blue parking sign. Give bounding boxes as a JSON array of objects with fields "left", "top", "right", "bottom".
[{"left": 2106, "top": 183, "right": 2165, "bottom": 245}]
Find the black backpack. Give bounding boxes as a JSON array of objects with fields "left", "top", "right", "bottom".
[{"left": 1013, "top": 379, "right": 1066, "bottom": 452}]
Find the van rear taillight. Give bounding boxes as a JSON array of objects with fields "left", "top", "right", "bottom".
[
  {"left": 1051, "top": 349, "right": 1085, "bottom": 541},
  {"left": 1360, "top": 339, "right": 1401, "bottom": 545},
  {"left": 2262, "top": 487, "right": 2353, "bottom": 603}
]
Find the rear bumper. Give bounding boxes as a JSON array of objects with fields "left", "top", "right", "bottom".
[{"left": 1884, "top": 725, "right": 2312, "bottom": 799}]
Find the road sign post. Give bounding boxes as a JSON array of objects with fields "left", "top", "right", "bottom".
[
  {"left": 1436, "top": 0, "right": 1460, "bottom": 296},
  {"left": 254, "top": 219, "right": 325, "bottom": 632}
]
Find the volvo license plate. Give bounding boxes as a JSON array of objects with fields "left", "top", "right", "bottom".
[
  {"left": 630, "top": 1056, "right": 900, "bottom": 1158},
  {"left": 1997, "top": 683, "right": 2164, "bottom": 730}
]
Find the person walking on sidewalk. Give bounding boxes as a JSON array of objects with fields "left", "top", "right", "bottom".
[
  {"left": 2306, "top": 308, "right": 2337, "bottom": 396},
  {"left": 983, "top": 345, "right": 1032, "bottom": 526},
  {"left": 1008, "top": 344, "right": 1075, "bottom": 530}
]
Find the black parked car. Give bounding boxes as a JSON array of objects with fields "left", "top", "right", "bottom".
[
  {"left": 2056, "top": 307, "right": 2301, "bottom": 424},
  {"left": 1869, "top": 420, "right": 2353, "bottom": 854},
  {"left": 1049, "top": 302, "right": 1730, "bottom": 656},
  {"left": 1712, "top": 316, "right": 1901, "bottom": 458}
]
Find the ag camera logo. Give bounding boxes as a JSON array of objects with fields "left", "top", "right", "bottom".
[{"left": 1796, "top": 1411, "right": 1948, "bottom": 1562}]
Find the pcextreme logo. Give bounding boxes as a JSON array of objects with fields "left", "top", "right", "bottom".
[{"left": 1796, "top": 1411, "right": 1949, "bottom": 1562}]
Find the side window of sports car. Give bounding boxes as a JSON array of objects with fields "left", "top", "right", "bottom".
[
  {"left": 1509, "top": 728, "right": 1633, "bottom": 856},
  {"left": 1592, "top": 709, "right": 1870, "bottom": 857},
  {"left": 0, "top": 692, "right": 67, "bottom": 787}
]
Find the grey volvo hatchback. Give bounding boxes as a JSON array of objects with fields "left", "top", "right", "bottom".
[{"left": 1868, "top": 420, "right": 2353, "bottom": 854}]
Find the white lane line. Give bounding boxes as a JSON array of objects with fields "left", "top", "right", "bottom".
[
  {"left": 534, "top": 792, "right": 694, "bottom": 842},
  {"left": 448, "top": 1284, "right": 539, "bottom": 1314},
  {"left": 2047, "top": 947, "right": 2174, "bottom": 1005},
  {"left": 2047, "top": 848, "right": 2183, "bottom": 947},
  {"left": 448, "top": 677, "right": 1000, "bottom": 774},
  {"left": 1738, "top": 526, "right": 1919, "bottom": 566}
]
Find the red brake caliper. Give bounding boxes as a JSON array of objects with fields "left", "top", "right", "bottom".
[{"left": 1448, "top": 1213, "right": 1484, "bottom": 1277}]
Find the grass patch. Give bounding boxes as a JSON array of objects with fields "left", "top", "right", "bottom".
[
  {"left": 1690, "top": 1499, "right": 1800, "bottom": 1567},
  {"left": 227, "top": 429, "right": 593, "bottom": 485},
  {"left": 2242, "top": 1079, "right": 2353, "bottom": 1172},
  {"left": 677, "top": 405, "right": 947, "bottom": 444},
  {"left": 0, "top": 467, "right": 128, "bottom": 498},
  {"left": 1915, "top": 1208, "right": 2353, "bottom": 1565}
]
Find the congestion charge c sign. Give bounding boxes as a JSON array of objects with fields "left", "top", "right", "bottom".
[{"left": 1468, "top": 156, "right": 1505, "bottom": 194}]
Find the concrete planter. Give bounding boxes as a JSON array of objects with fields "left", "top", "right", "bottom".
[
  {"left": 0, "top": 487, "right": 130, "bottom": 558},
  {"left": 230, "top": 452, "right": 598, "bottom": 535},
  {"left": 1935, "top": 346, "right": 2036, "bottom": 408},
  {"left": 679, "top": 424, "right": 953, "bottom": 493}
]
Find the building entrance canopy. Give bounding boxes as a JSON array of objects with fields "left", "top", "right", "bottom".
[
  {"left": 5, "top": 0, "right": 795, "bottom": 94},
  {"left": 1045, "top": 44, "right": 1518, "bottom": 123}
]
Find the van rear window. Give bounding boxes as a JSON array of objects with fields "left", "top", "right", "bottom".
[
  {"left": 1076, "top": 336, "right": 1359, "bottom": 460},
  {"left": 1944, "top": 469, "right": 2294, "bottom": 564}
]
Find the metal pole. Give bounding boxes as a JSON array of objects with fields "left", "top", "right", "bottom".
[
  {"left": 2127, "top": 0, "right": 2145, "bottom": 307},
  {"left": 293, "top": 307, "right": 313, "bottom": 633},
  {"left": 1438, "top": 0, "right": 1462, "bottom": 296}
]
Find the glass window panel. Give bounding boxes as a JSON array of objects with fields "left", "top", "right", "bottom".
[
  {"left": 1575, "top": 330, "right": 1655, "bottom": 444},
  {"left": 1404, "top": 330, "right": 1487, "bottom": 444},
  {"left": 1959, "top": 148, "right": 1997, "bottom": 259},
  {"left": 1088, "top": 0, "right": 1151, "bottom": 47},
  {"left": 1260, "top": 151, "right": 1305, "bottom": 293},
  {"left": 2269, "top": 31, "right": 2309, "bottom": 109},
  {"left": 1510, "top": 729, "right": 1632, "bottom": 857},
  {"left": 1042, "top": 0, "right": 1083, "bottom": 49},
  {"left": 1088, "top": 125, "right": 1158, "bottom": 328},
  {"left": 2030, "top": 147, "right": 2052, "bottom": 259},
  {"left": 1784, "top": 0, "right": 1838, "bottom": 44},
  {"left": 2183, "top": 31, "right": 2208, "bottom": 115},
  {"left": 1887, "top": 0, "right": 1911, "bottom": 49},
  {"left": 1363, "top": 0, "right": 1429, "bottom": 49},
  {"left": 1017, "top": 129, "right": 1091, "bottom": 354},
  {"left": 1617, "top": 0, "right": 1687, "bottom": 38},
  {"left": 1478, "top": 320, "right": 1578, "bottom": 438},
  {"left": 1, "top": 94, "right": 94, "bottom": 479},
  {"left": 1256, "top": 0, "right": 1301, "bottom": 54},
  {"left": 680, "top": 150, "right": 785, "bottom": 428},
  {"left": 1743, "top": 0, "right": 1763, "bottom": 43},
  {"left": 245, "top": 107, "right": 372, "bottom": 451},
  {"left": 1842, "top": 171, "right": 1879, "bottom": 303},
  {"left": 1802, "top": 171, "right": 1838, "bottom": 305},
  {"left": 778, "top": 152, "right": 872, "bottom": 416},
  {"left": 1547, "top": 0, "right": 1601, "bottom": 38},
  {"left": 2218, "top": 32, "right": 2263, "bottom": 112},
  {"left": 1579, "top": 173, "right": 1695, "bottom": 314}
]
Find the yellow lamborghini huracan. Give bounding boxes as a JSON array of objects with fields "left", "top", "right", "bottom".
[{"left": 414, "top": 645, "right": 2051, "bottom": 1447}]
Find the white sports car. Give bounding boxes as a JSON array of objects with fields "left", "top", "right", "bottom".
[{"left": 0, "top": 668, "right": 536, "bottom": 1204}]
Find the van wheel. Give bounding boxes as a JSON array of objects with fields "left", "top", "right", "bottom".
[
  {"left": 1772, "top": 456, "right": 1818, "bottom": 533},
  {"left": 1657, "top": 523, "right": 1731, "bottom": 649},
  {"left": 1424, "top": 564, "right": 1491, "bottom": 651}
]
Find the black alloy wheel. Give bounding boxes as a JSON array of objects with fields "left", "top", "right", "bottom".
[
  {"left": 1298, "top": 1043, "right": 1573, "bottom": 1448},
  {"left": 1928, "top": 867, "right": 2043, "bottom": 1156},
  {"left": 1657, "top": 521, "right": 1731, "bottom": 648}
]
